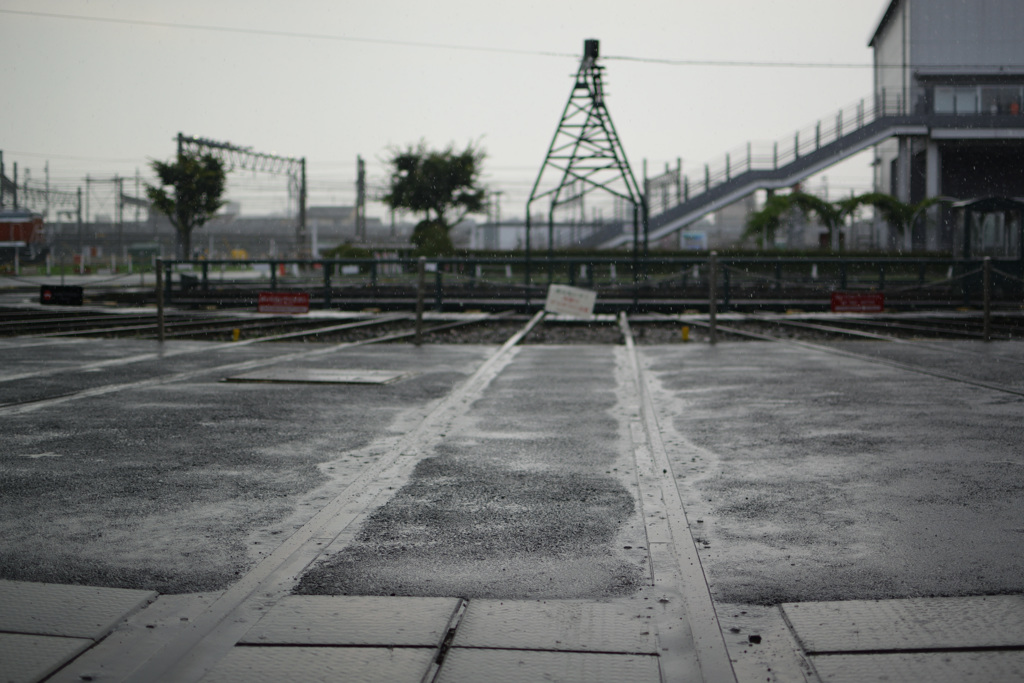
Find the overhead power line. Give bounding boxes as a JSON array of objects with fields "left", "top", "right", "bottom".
[
  {"left": 0, "top": 8, "right": 886, "bottom": 70},
  {"left": 0, "top": 9, "right": 576, "bottom": 60}
]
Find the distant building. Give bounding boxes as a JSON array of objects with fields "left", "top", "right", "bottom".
[
  {"left": 871, "top": 0, "right": 1024, "bottom": 251},
  {"left": 710, "top": 195, "right": 757, "bottom": 249}
]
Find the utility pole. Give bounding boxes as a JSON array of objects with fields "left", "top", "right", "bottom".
[
  {"left": 116, "top": 175, "right": 124, "bottom": 260},
  {"left": 12, "top": 162, "right": 17, "bottom": 209},
  {"left": 135, "top": 169, "right": 141, "bottom": 227},
  {"left": 356, "top": 155, "right": 366, "bottom": 242},
  {"left": 493, "top": 190, "right": 504, "bottom": 250},
  {"left": 45, "top": 162, "right": 50, "bottom": 221},
  {"left": 77, "top": 187, "right": 83, "bottom": 263},
  {"left": 298, "top": 157, "right": 307, "bottom": 258}
]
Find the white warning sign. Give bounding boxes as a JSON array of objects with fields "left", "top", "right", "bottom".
[{"left": 544, "top": 284, "right": 597, "bottom": 318}]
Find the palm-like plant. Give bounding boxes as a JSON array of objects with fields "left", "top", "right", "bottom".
[{"left": 745, "top": 191, "right": 952, "bottom": 251}]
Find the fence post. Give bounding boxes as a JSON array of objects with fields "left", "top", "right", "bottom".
[
  {"left": 155, "top": 259, "right": 165, "bottom": 343},
  {"left": 415, "top": 256, "right": 426, "bottom": 345},
  {"left": 708, "top": 252, "right": 718, "bottom": 345},
  {"left": 323, "top": 261, "right": 332, "bottom": 308},
  {"left": 722, "top": 264, "right": 731, "bottom": 312},
  {"left": 164, "top": 261, "right": 173, "bottom": 305},
  {"left": 983, "top": 257, "right": 992, "bottom": 342},
  {"left": 434, "top": 266, "right": 443, "bottom": 312}
]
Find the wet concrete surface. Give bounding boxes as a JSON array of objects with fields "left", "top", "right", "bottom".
[
  {"left": 295, "top": 346, "right": 646, "bottom": 599},
  {"left": 0, "top": 341, "right": 490, "bottom": 593},
  {"left": 642, "top": 340, "right": 1024, "bottom": 606},
  {"left": 3, "top": 328, "right": 1024, "bottom": 682}
]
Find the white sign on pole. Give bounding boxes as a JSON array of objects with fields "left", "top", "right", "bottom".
[{"left": 545, "top": 284, "right": 596, "bottom": 318}]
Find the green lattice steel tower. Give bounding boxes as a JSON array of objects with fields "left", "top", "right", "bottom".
[{"left": 526, "top": 39, "right": 646, "bottom": 285}]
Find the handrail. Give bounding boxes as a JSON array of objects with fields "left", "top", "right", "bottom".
[{"left": 649, "top": 90, "right": 924, "bottom": 206}]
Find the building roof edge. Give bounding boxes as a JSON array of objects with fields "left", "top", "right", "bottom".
[{"left": 868, "top": 0, "right": 901, "bottom": 48}]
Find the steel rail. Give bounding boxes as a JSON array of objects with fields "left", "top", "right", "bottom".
[
  {"left": 132, "top": 315, "right": 398, "bottom": 341},
  {"left": 756, "top": 314, "right": 1024, "bottom": 368},
  {"left": 682, "top": 317, "right": 1024, "bottom": 398},
  {"left": 0, "top": 312, "right": 517, "bottom": 412},
  {"left": 32, "top": 315, "right": 283, "bottom": 338},
  {"left": 619, "top": 313, "right": 736, "bottom": 683},
  {"left": 117, "top": 311, "right": 546, "bottom": 683},
  {"left": 798, "top": 316, "right": 1009, "bottom": 340}
]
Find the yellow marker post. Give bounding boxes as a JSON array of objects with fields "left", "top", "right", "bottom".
[
  {"left": 681, "top": 325, "right": 690, "bottom": 342},
  {"left": 232, "top": 329, "right": 241, "bottom": 342}
]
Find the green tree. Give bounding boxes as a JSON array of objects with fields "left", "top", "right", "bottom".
[
  {"left": 410, "top": 220, "right": 455, "bottom": 257},
  {"left": 147, "top": 151, "right": 226, "bottom": 259},
  {"left": 744, "top": 193, "right": 793, "bottom": 248},
  {"left": 745, "top": 191, "right": 951, "bottom": 252},
  {"left": 848, "top": 193, "right": 950, "bottom": 249},
  {"left": 382, "top": 141, "right": 487, "bottom": 238},
  {"left": 744, "top": 191, "right": 846, "bottom": 249}
]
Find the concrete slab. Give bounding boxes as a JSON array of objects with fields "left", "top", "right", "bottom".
[
  {"left": 199, "top": 646, "right": 435, "bottom": 683},
  {"left": 46, "top": 592, "right": 224, "bottom": 683},
  {"left": 810, "top": 651, "right": 1024, "bottom": 683},
  {"left": 436, "top": 648, "right": 661, "bottom": 683},
  {"left": 782, "top": 595, "right": 1024, "bottom": 653},
  {"left": 223, "top": 368, "right": 410, "bottom": 385},
  {"left": 451, "top": 599, "right": 659, "bottom": 654},
  {"left": 0, "top": 633, "right": 91, "bottom": 683},
  {"left": 0, "top": 580, "right": 155, "bottom": 639},
  {"left": 239, "top": 596, "right": 459, "bottom": 646}
]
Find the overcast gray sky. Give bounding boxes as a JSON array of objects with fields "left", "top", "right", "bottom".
[{"left": 1, "top": 0, "right": 887, "bottom": 222}]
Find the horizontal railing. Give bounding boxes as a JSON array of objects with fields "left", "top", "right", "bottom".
[
  {"left": 156, "top": 256, "right": 1024, "bottom": 312},
  {"left": 650, "top": 90, "right": 927, "bottom": 207}
]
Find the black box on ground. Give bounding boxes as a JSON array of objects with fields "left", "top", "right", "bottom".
[{"left": 40, "top": 285, "right": 84, "bottom": 306}]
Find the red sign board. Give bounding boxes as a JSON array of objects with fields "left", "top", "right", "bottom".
[
  {"left": 258, "top": 291, "right": 310, "bottom": 314},
  {"left": 831, "top": 292, "right": 885, "bottom": 313}
]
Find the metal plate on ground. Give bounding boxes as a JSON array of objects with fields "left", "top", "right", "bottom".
[
  {"left": 450, "top": 600, "right": 658, "bottom": 654},
  {"left": 201, "top": 646, "right": 434, "bottom": 683},
  {"left": 436, "top": 649, "right": 661, "bottom": 683},
  {"left": 810, "top": 651, "right": 1024, "bottom": 683},
  {"left": 0, "top": 633, "right": 92, "bottom": 683},
  {"left": 782, "top": 595, "right": 1024, "bottom": 653},
  {"left": 0, "top": 580, "right": 156, "bottom": 639},
  {"left": 224, "top": 368, "right": 409, "bottom": 385},
  {"left": 239, "top": 596, "right": 459, "bottom": 646}
]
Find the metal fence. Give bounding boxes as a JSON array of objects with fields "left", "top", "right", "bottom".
[{"left": 157, "top": 255, "right": 1024, "bottom": 312}]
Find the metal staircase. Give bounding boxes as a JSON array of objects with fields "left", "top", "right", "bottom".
[{"left": 597, "top": 93, "right": 1024, "bottom": 248}]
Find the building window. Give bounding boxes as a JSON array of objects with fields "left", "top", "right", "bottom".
[
  {"left": 935, "top": 87, "right": 955, "bottom": 113},
  {"left": 935, "top": 86, "right": 1023, "bottom": 115},
  {"left": 981, "top": 86, "right": 1022, "bottom": 115}
]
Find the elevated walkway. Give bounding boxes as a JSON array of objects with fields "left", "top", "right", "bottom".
[{"left": 599, "top": 96, "right": 1024, "bottom": 248}]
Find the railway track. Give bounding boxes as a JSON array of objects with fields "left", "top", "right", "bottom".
[
  {"left": 678, "top": 313, "right": 1024, "bottom": 397},
  {"left": 5, "top": 304, "right": 1024, "bottom": 344},
  {"left": 2, "top": 309, "right": 1021, "bottom": 681}
]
